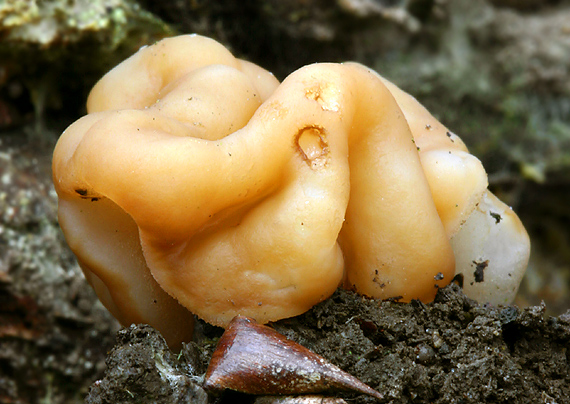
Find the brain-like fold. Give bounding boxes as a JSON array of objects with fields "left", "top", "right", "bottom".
[{"left": 53, "top": 35, "right": 530, "bottom": 347}]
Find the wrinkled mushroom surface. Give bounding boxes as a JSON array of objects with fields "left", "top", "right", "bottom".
[{"left": 53, "top": 35, "right": 530, "bottom": 347}]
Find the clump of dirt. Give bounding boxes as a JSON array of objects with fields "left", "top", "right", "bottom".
[
  {"left": 85, "top": 325, "right": 209, "bottom": 404},
  {"left": 85, "top": 284, "right": 570, "bottom": 404}
]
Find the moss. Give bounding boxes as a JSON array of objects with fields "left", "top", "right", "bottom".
[
  {"left": 0, "top": 0, "right": 173, "bottom": 126},
  {"left": 374, "top": 0, "right": 570, "bottom": 180},
  {"left": 0, "top": 0, "right": 171, "bottom": 47}
]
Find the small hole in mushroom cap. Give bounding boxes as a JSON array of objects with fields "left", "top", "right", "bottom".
[{"left": 296, "top": 126, "right": 329, "bottom": 169}]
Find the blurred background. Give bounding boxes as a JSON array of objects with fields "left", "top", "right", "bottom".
[{"left": 1, "top": 0, "right": 569, "bottom": 402}]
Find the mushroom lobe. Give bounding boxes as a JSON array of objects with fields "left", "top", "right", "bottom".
[{"left": 204, "top": 316, "right": 383, "bottom": 400}]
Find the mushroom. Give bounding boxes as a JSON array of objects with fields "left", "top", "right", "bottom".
[
  {"left": 374, "top": 73, "right": 530, "bottom": 304},
  {"left": 53, "top": 35, "right": 280, "bottom": 347},
  {"left": 450, "top": 190, "right": 531, "bottom": 304},
  {"left": 52, "top": 35, "right": 530, "bottom": 347}
]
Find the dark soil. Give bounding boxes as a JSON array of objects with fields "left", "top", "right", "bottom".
[{"left": 85, "top": 285, "right": 570, "bottom": 404}]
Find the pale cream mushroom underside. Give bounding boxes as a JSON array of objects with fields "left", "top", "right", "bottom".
[{"left": 53, "top": 35, "right": 530, "bottom": 348}]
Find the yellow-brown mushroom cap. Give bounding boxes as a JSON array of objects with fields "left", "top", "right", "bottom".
[
  {"left": 54, "top": 35, "right": 281, "bottom": 347},
  {"left": 53, "top": 35, "right": 530, "bottom": 346}
]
